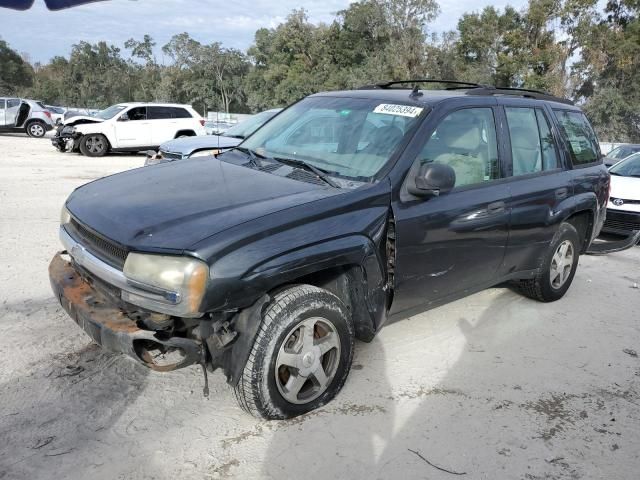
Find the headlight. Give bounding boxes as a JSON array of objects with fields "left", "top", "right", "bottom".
[
  {"left": 122, "top": 253, "right": 209, "bottom": 317},
  {"left": 60, "top": 206, "right": 71, "bottom": 225},
  {"left": 189, "top": 149, "right": 221, "bottom": 158}
]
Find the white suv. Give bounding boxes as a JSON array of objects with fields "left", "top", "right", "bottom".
[{"left": 52, "top": 103, "right": 205, "bottom": 157}]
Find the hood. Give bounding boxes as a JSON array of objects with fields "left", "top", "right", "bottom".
[
  {"left": 64, "top": 115, "right": 103, "bottom": 126},
  {"left": 610, "top": 175, "right": 640, "bottom": 201},
  {"left": 159, "top": 135, "right": 241, "bottom": 156},
  {"left": 66, "top": 158, "right": 341, "bottom": 252}
]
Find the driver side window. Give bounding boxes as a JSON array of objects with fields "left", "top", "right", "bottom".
[
  {"left": 126, "top": 107, "right": 147, "bottom": 121},
  {"left": 417, "top": 108, "right": 499, "bottom": 187}
]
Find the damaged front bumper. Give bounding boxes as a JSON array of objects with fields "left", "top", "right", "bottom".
[
  {"left": 51, "top": 126, "right": 81, "bottom": 152},
  {"left": 49, "top": 252, "right": 202, "bottom": 371}
]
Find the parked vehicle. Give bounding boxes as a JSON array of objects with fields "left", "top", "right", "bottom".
[
  {"left": 51, "top": 103, "right": 206, "bottom": 157},
  {"left": 147, "top": 108, "right": 282, "bottom": 165},
  {"left": 204, "top": 120, "right": 234, "bottom": 135},
  {"left": 51, "top": 80, "right": 614, "bottom": 420},
  {"left": 603, "top": 143, "right": 640, "bottom": 167},
  {"left": 602, "top": 152, "right": 640, "bottom": 237},
  {"left": 45, "top": 105, "right": 66, "bottom": 125},
  {"left": 0, "top": 97, "right": 55, "bottom": 137}
]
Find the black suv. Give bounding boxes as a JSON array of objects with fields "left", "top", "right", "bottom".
[{"left": 50, "top": 80, "right": 609, "bottom": 419}]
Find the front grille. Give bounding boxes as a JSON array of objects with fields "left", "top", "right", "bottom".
[
  {"left": 161, "top": 151, "right": 183, "bottom": 161},
  {"left": 67, "top": 219, "right": 128, "bottom": 269},
  {"left": 610, "top": 197, "right": 640, "bottom": 206},
  {"left": 603, "top": 210, "right": 640, "bottom": 233}
]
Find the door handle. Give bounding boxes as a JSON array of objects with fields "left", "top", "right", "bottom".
[
  {"left": 555, "top": 187, "right": 569, "bottom": 199},
  {"left": 487, "top": 201, "right": 506, "bottom": 214}
]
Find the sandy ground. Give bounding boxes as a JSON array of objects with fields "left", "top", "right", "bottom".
[{"left": 0, "top": 133, "right": 639, "bottom": 480}]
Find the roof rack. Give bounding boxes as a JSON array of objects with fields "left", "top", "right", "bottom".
[
  {"left": 465, "top": 86, "right": 574, "bottom": 105},
  {"left": 359, "top": 79, "right": 485, "bottom": 90},
  {"left": 358, "top": 79, "right": 573, "bottom": 105}
]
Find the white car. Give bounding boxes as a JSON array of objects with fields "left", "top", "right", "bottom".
[
  {"left": 52, "top": 103, "right": 205, "bottom": 157},
  {"left": 602, "top": 152, "right": 640, "bottom": 237}
]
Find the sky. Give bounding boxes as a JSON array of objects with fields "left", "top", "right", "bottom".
[{"left": 1, "top": 0, "right": 527, "bottom": 64}]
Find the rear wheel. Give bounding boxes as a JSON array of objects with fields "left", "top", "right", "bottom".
[
  {"left": 26, "top": 121, "right": 46, "bottom": 138},
  {"left": 233, "top": 285, "right": 354, "bottom": 419},
  {"left": 517, "top": 222, "right": 581, "bottom": 302},
  {"left": 79, "top": 134, "right": 108, "bottom": 157}
]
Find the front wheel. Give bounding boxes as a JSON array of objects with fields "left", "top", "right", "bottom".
[
  {"left": 233, "top": 285, "right": 354, "bottom": 419},
  {"left": 517, "top": 222, "right": 581, "bottom": 302},
  {"left": 79, "top": 134, "right": 108, "bottom": 157},
  {"left": 26, "top": 121, "right": 47, "bottom": 138}
]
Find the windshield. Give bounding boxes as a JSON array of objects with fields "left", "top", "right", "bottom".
[
  {"left": 223, "top": 110, "right": 280, "bottom": 139},
  {"left": 241, "top": 97, "right": 424, "bottom": 179},
  {"left": 610, "top": 153, "right": 640, "bottom": 177},
  {"left": 94, "top": 105, "right": 127, "bottom": 120},
  {"left": 608, "top": 146, "right": 640, "bottom": 159}
]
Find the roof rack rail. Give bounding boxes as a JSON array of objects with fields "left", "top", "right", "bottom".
[
  {"left": 465, "top": 86, "right": 574, "bottom": 105},
  {"left": 358, "top": 79, "right": 574, "bottom": 105},
  {"left": 359, "top": 79, "right": 485, "bottom": 90}
]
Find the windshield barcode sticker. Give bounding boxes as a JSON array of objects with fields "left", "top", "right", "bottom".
[{"left": 374, "top": 104, "right": 424, "bottom": 118}]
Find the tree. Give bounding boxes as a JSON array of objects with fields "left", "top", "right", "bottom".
[{"left": 0, "top": 40, "right": 33, "bottom": 94}]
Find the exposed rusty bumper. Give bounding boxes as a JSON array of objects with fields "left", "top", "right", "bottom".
[{"left": 49, "top": 252, "right": 202, "bottom": 371}]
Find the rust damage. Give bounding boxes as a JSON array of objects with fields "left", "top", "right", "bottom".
[{"left": 49, "top": 252, "right": 202, "bottom": 372}]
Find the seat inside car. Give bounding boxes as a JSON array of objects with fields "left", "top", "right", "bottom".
[{"left": 432, "top": 121, "right": 486, "bottom": 186}]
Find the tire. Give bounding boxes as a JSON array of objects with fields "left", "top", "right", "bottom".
[
  {"left": 517, "top": 222, "right": 581, "bottom": 302},
  {"left": 26, "top": 120, "right": 47, "bottom": 138},
  {"left": 234, "top": 285, "right": 354, "bottom": 420},
  {"left": 79, "top": 134, "right": 109, "bottom": 157}
]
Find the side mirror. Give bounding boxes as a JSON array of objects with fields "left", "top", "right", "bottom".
[
  {"left": 118, "top": 113, "right": 129, "bottom": 122},
  {"left": 408, "top": 162, "right": 456, "bottom": 197}
]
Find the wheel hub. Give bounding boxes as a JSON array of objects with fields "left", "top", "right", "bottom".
[{"left": 275, "top": 317, "right": 341, "bottom": 405}]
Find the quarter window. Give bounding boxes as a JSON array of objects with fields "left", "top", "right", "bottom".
[
  {"left": 553, "top": 110, "right": 600, "bottom": 165},
  {"left": 505, "top": 107, "right": 559, "bottom": 176},
  {"left": 417, "top": 108, "right": 499, "bottom": 187},
  {"left": 0, "top": 100, "right": 5, "bottom": 109}
]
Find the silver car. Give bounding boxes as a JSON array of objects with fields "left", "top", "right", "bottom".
[{"left": 0, "top": 97, "right": 56, "bottom": 137}]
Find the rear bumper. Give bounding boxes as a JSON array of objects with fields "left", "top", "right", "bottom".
[{"left": 49, "top": 252, "right": 202, "bottom": 371}]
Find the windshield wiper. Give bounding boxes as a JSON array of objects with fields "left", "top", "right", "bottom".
[
  {"left": 270, "top": 156, "right": 341, "bottom": 189},
  {"left": 232, "top": 146, "right": 262, "bottom": 168}
]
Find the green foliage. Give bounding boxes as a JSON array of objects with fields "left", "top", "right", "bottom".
[
  {"left": 0, "top": 40, "right": 33, "bottom": 94},
  {"left": 6, "top": 0, "right": 639, "bottom": 140}
]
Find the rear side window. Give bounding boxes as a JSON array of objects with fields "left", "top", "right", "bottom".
[
  {"left": 148, "top": 106, "right": 192, "bottom": 119},
  {"left": 553, "top": 110, "right": 600, "bottom": 165},
  {"left": 0, "top": 100, "right": 5, "bottom": 109},
  {"left": 7, "top": 99, "right": 20, "bottom": 108},
  {"left": 505, "top": 107, "right": 559, "bottom": 176}
]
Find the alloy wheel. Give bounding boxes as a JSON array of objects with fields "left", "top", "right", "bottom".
[
  {"left": 29, "top": 123, "right": 45, "bottom": 137},
  {"left": 275, "top": 316, "right": 341, "bottom": 405},
  {"left": 86, "top": 135, "right": 105, "bottom": 154},
  {"left": 550, "top": 240, "right": 574, "bottom": 289}
]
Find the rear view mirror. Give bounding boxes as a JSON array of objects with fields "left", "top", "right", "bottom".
[{"left": 408, "top": 162, "right": 456, "bottom": 197}]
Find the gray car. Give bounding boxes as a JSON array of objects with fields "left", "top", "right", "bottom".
[
  {"left": 147, "top": 108, "right": 282, "bottom": 165},
  {"left": 0, "top": 97, "right": 56, "bottom": 137},
  {"left": 603, "top": 144, "right": 640, "bottom": 167}
]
